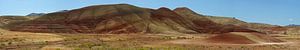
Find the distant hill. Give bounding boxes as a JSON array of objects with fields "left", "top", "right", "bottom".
[
  {"left": 204, "top": 16, "right": 288, "bottom": 34},
  {"left": 205, "top": 15, "right": 300, "bottom": 34},
  {"left": 286, "top": 24, "right": 300, "bottom": 27},
  {"left": 26, "top": 13, "right": 46, "bottom": 16},
  {"left": 205, "top": 16, "right": 247, "bottom": 26},
  {"left": 282, "top": 24, "right": 300, "bottom": 34},
  {"left": 172, "top": 7, "right": 286, "bottom": 34},
  {"left": 9, "top": 4, "right": 257, "bottom": 34}
]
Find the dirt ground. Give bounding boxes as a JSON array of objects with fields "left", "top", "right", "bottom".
[{"left": 0, "top": 29, "right": 300, "bottom": 50}]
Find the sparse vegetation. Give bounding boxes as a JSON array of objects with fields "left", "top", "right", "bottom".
[{"left": 1, "top": 30, "right": 299, "bottom": 50}]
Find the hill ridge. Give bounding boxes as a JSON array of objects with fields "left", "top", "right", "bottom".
[{"left": 9, "top": 4, "right": 258, "bottom": 34}]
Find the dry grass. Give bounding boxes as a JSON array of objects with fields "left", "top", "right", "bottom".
[
  {"left": 0, "top": 29, "right": 300, "bottom": 50},
  {"left": 0, "top": 29, "right": 64, "bottom": 49}
]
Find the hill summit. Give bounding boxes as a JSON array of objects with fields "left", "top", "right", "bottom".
[{"left": 10, "top": 4, "right": 257, "bottom": 34}]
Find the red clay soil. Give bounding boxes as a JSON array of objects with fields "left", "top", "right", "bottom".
[
  {"left": 206, "top": 33, "right": 257, "bottom": 44},
  {"left": 205, "top": 32, "right": 284, "bottom": 44}
]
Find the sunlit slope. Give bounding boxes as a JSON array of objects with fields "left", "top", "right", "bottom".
[{"left": 10, "top": 4, "right": 257, "bottom": 34}]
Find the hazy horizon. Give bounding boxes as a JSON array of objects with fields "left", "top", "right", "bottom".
[{"left": 0, "top": 0, "right": 299, "bottom": 25}]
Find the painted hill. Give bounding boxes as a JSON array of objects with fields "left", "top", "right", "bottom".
[
  {"left": 9, "top": 4, "right": 258, "bottom": 34},
  {"left": 0, "top": 16, "right": 28, "bottom": 27},
  {"left": 0, "top": 16, "right": 38, "bottom": 29},
  {"left": 206, "top": 32, "right": 284, "bottom": 44},
  {"left": 172, "top": 7, "right": 287, "bottom": 34},
  {"left": 206, "top": 16, "right": 289, "bottom": 34},
  {"left": 173, "top": 6, "right": 300, "bottom": 35},
  {"left": 188, "top": 12, "right": 284, "bottom": 34}
]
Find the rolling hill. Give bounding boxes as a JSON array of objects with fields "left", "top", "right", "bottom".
[{"left": 9, "top": 4, "right": 257, "bottom": 34}]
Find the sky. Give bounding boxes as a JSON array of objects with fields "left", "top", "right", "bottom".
[{"left": 0, "top": 0, "right": 299, "bottom": 26}]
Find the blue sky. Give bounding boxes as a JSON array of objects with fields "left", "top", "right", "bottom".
[{"left": 0, "top": 0, "right": 299, "bottom": 25}]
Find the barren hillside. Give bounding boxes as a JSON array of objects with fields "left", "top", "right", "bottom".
[{"left": 9, "top": 4, "right": 257, "bottom": 34}]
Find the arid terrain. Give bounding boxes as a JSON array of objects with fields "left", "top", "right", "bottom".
[
  {"left": 0, "top": 4, "right": 300, "bottom": 50},
  {"left": 1, "top": 28, "right": 300, "bottom": 50}
]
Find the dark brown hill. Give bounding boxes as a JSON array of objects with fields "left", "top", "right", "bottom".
[{"left": 10, "top": 4, "right": 258, "bottom": 34}]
